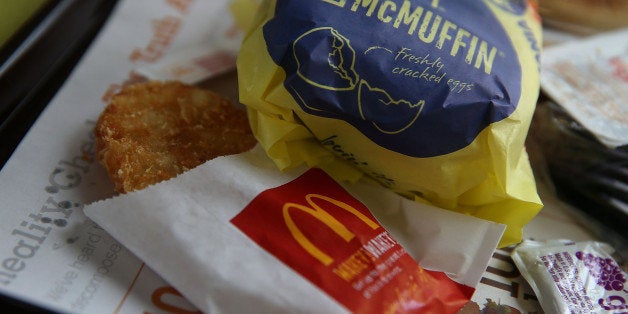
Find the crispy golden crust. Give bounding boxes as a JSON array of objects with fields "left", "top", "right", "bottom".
[{"left": 95, "top": 81, "right": 257, "bottom": 193}]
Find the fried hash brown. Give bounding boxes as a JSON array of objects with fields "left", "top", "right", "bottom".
[{"left": 95, "top": 81, "right": 257, "bottom": 193}]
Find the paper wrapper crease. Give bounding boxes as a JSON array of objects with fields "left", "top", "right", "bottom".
[{"left": 236, "top": 0, "right": 543, "bottom": 247}]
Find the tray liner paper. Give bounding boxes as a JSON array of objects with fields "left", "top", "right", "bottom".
[
  {"left": 84, "top": 146, "right": 505, "bottom": 313},
  {"left": 236, "top": 0, "right": 543, "bottom": 247}
]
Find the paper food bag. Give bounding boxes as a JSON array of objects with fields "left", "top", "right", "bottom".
[{"left": 85, "top": 146, "right": 504, "bottom": 313}]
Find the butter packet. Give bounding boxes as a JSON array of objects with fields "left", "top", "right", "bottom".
[{"left": 237, "top": 0, "right": 543, "bottom": 246}]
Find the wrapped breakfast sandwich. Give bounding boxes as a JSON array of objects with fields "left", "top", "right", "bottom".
[{"left": 237, "top": 0, "right": 543, "bottom": 246}]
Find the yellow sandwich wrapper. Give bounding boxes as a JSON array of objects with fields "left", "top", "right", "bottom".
[{"left": 236, "top": 0, "right": 543, "bottom": 247}]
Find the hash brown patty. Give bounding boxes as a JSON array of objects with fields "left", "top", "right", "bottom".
[{"left": 95, "top": 81, "right": 257, "bottom": 193}]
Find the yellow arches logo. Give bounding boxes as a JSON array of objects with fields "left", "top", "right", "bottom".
[{"left": 282, "top": 194, "right": 380, "bottom": 266}]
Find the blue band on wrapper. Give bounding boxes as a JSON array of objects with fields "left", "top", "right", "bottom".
[{"left": 263, "top": 0, "right": 522, "bottom": 157}]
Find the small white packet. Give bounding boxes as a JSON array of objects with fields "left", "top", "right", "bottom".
[
  {"left": 540, "top": 28, "right": 628, "bottom": 148},
  {"left": 512, "top": 239, "right": 628, "bottom": 314},
  {"left": 85, "top": 146, "right": 505, "bottom": 313}
]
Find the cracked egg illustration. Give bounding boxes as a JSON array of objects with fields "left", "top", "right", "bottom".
[{"left": 291, "top": 27, "right": 424, "bottom": 134}]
